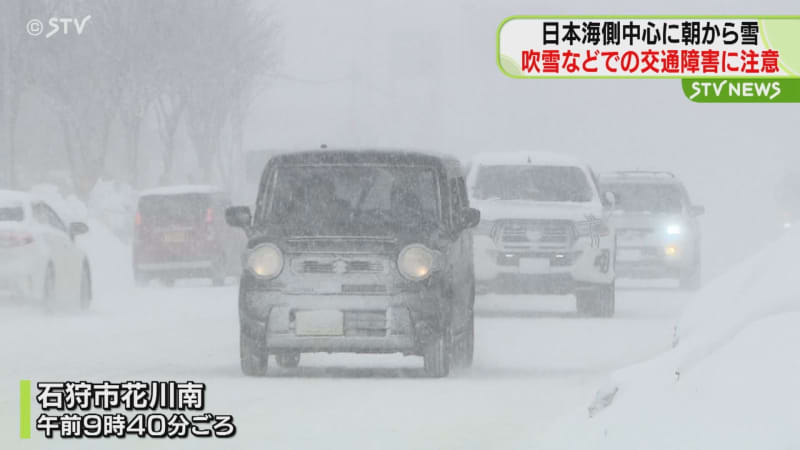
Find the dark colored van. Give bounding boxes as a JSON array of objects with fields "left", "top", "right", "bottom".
[{"left": 226, "top": 150, "right": 480, "bottom": 377}]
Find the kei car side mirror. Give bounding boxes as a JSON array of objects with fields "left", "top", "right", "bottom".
[
  {"left": 69, "top": 222, "right": 89, "bottom": 239},
  {"left": 460, "top": 208, "right": 481, "bottom": 229},
  {"left": 690, "top": 205, "right": 705, "bottom": 216},
  {"left": 225, "top": 206, "right": 252, "bottom": 229}
]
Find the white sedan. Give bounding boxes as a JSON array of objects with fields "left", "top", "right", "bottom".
[{"left": 0, "top": 191, "right": 91, "bottom": 311}]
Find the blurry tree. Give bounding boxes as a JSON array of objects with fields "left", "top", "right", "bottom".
[
  {"left": 0, "top": 0, "right": 35, "bottom": 189},
  {"left": 6, "top": 0, "right": 277, "bottom": 195},
  {"left": 104, "top": 1, "right": 161, "bottom": 188},
  {"left": 33, "top": 0, "right": 119, "bottom": 196},
  {"left": 182, "top": 0, "right": 278, "bottom": 189}
]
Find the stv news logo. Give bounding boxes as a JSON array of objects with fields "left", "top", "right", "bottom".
[{"left": 26, "top": 15, "right": 92, "bottom": 39}]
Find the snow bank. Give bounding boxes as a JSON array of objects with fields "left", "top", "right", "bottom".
[
  {"left": 30, "top": 183, "right": 88, "bottom": 224},
  {"left": 79, "top": 218, "right": 132, "bottom": 297},
  {"left": 88, "top": 179, "right": 137, "bottom": 242},
  {"left": 534, "top": 227, "right": 800, "bottom": 450}
]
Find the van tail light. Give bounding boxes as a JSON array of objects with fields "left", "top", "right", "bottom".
[
  {"left": 0, "top": 231, "right": 34, "bottom": 248},
  {"left": 135, "top": 211, "right": 142, "bottom": 227},
  {"left": 205, "top": 208, "right": 217, "bottom": 241}
]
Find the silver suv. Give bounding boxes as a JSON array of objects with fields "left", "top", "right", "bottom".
[{"left": 599, "top": 171, "right": 704, "bottom": 289}]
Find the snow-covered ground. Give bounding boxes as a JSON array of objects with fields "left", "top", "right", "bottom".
[
  {"left": 533, "top": 228, "right": 800, "bottom": 450},
  {"left": 0, "top": 221, "right": 693, "bottom": 449}
]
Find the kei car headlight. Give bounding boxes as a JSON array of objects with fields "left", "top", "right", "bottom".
[
  {"left": 247, "top": 243, "right": 283, "bottom": 279},
  {"left": 397, "top": 244, "right": 436, "bottom": 281}
]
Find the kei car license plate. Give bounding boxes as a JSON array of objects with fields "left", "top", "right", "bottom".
[
  {"left": 162, "top": 231, "right": 186, "bottom": 243},
  {"left": 295, "top": 310, "right": 344, "bottom": 336},
  {"left": 617, "top": 249, "right": 642, "bottom": 261},
  {"left": 519, "top": 257, "right": 550, "bottom": 274}
]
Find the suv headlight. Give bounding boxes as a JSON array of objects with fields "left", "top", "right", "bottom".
[
  {"left": 666, "top": 224, "right": 682, "bottom": 235},
  {"left": 397, "top": 244, "right": 436, "bottom": 281},
  {"left": 574, "top": 219, "right": 609, "bottom": 237},
  {"left": 247, "top": 243, "right": 283, "bottom": 279}
]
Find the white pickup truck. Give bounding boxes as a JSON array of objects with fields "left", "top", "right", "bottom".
[{"left": 468, "top": 152, "right": 616, "bottom": 317}]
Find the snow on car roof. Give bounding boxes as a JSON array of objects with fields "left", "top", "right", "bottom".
[
  {"left": 0, "top": 189, "right": 35, "bottom": 205},
  {"left": 269, "top": 148, "right": 460, "bottom": 167},
  {"left": 470, "top": 151, "right": 585, "bottom": 168},
  {"left": 138, "top": 185, "right": 224, "bottom": 197}
]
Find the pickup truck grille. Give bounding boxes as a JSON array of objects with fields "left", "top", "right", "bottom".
[{"left": 492, "top": 219, "right": 573, "bottom": 251}]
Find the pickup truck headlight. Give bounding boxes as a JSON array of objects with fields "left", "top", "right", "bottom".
[
  {"left": 247, "top": 243, "right": 283, "bottom": 279},
  {"left": 574, "top": 219, "right": 609, "bottom": 237},
  {"left": 397, "top": 244, "right": 435, "bottom": 281}
]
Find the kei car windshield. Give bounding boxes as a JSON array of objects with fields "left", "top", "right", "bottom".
[
  {"left": 473, "top": 165, "right": 593, "bottom": 202},
  {"left": 263, "top": 165, "right": 440, "bottom": 236},
  {"left": 603, "top": 182, "right": 684, "bottom": 214}
]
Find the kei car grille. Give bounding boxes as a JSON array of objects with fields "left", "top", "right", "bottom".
[
  {"left": 492, "top": 220, "right": 573, "bottom": 250},
  {"left": 344, "top": 311, "right": 387, "bottom": 337},
  {"left": 294, "top": 258, "right": 387, "bottom": 274}
]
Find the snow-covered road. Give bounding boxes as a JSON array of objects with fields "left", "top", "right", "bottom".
[{"left": 0, "top": 278, "right": 690, "bottom": 449}]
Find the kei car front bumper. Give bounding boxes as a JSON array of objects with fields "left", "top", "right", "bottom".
[{"left": 240, "top": 290, "right": 437, "bottom": 355}]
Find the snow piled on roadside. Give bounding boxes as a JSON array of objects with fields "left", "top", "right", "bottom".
[
  {"left": 533, "top": 228, "right": 800, "bottom": 450},
  {"left": 88, "top": 179, "right": 137, "bottom": 242}
]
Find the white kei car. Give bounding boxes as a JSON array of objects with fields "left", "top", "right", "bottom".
[{"left": 0, "top": 191, "right": 92, "bottom": 310}]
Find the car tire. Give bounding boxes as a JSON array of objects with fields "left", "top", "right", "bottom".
[
  {"left": 275, "top": 352, "right": 301, "bottom": 369},
  {"left": 42, "top": 264, "right": 55, "bottom": 314},
  {"left": 423, "top": 327, "right": 451, "bottom": 378},
  {"left": 211, "top": 258, "right": 227, "bottom": 287},
  {"left": 79, "top": 264, "right": 92, "bottom": 311},
  {"left": 240, "top": 330, "right": 268, "bottom": 377},
  {"left": 453, "top": 291, "right": 475, "bottom": 369},
  {"left": 576, "top": 283, "right": 615, "bottom": 318},
  {"left": 459, "top": 311, "right": 475, "bottom": 369}
]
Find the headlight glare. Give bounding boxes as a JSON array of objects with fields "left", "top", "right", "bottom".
[
  {"left": 666, "top": 225, "right": 682, "bottom": 235},
  {"left": 398, "top": 244, "right": 435, "bottom": 281},
  {"left": 247, "top": 243, "right": 283, "bottom": 279}
]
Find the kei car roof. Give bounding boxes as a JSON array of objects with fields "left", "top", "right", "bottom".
[{"left": 267, "top": 149, "right": 459, "bottom": 170}]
